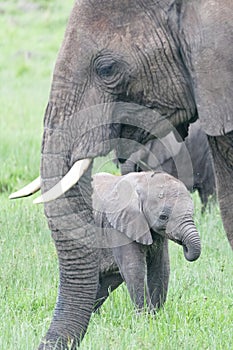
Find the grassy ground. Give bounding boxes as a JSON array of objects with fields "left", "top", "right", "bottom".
[{"left": 0, "top": 2, "right": 232, "bottom": 349}]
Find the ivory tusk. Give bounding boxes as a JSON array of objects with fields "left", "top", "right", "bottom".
[
  {"left": 9, "top": 176, "right": 41, "bottom": 199},
  {"left": 33, "top": 158, "right": 92, "bottom": 204}
]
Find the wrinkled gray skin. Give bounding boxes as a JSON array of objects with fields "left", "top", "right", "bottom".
[
  {"left": 38, "top": 1, "right": 233, "bottom": 348},
  {"left": 119, "top": 121, "right": 216, "bottom": 212},
  {"left": 92, "top": 172, "right": 201, "bottom": 311}
]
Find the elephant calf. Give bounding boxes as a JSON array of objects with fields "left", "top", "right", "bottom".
[{"left": 92, "top": 171, "right": 201, "bottom": 311}]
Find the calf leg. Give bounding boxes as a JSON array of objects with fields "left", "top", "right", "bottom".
[
  {"left": 147, "top": 237, "right": 170, "bottom": 310},
  {"left": 112, "top": 242, "right": 150, "bottom": 309}
]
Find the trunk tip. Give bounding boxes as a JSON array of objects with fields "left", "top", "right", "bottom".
[{"left": 183, "top": 244, "right": 201, "bottom": 262}]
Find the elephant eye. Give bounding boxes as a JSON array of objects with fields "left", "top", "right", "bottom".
[
  {"left": 159, "top": 214, "right": 169, "bottom": 221},
  {"left": 93, "top": 51, "right": 128, "bottom": 89},
  {"left": 96, "top": 61, "right": 117, "bottom": 78},
  {"left": 94, "top": 55, "right": 119, "bottom": 79}
]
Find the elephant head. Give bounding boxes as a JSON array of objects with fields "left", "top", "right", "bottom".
[
  {"left": 140, "top": 172, "right": 201, "bottom": 262},
  {"left": 9, "top": 1, "right": 233, "bottom": 348},
  {"left": 93, "top": 171, "right": 201, "bottom": 262}
]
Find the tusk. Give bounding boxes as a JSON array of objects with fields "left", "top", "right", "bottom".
[
  {"left": 9, "top": 176, "right": 41, "bottom": 199},
  {"left": 33, "top": 158, "right": 92, "bottom": 204}
]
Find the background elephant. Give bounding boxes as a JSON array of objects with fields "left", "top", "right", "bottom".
[
  {"left": 92, "top": 171, "right": 201, "bottom": 311},
  {"left": 10, "top": 1, "right": 233, "bottom": 348},
  {"left": 118, "top": 121, "right": 216, "bottom": 212}
]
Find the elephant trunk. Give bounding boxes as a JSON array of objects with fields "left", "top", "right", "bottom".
[
  {"left": 179, "top": 220, "right": 201, "bottom": 262},
  {"left": 38, "top": 99, "right": 100, "bottom": 349}
]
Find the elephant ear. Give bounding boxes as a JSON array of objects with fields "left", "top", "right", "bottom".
[
  {"left": 104, "top": 176, "right": 153, "bottom": 245},
  {"left": 183, "top": 2, "right": 233, "bottom": 136}
]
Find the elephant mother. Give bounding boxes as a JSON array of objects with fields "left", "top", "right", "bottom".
[{"left": 11, "top": 1, "right": 233, "bottom": 349}]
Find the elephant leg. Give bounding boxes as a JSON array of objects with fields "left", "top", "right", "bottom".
[
  {"left": 208, "top": 132, "right": 233, "bottom": 249},
  {"left": 94, "top": 271, "right": 123, "bottom": 312},
  {"left": 147, "top": 237, "right": 170, "bottom": 310},
  {"left": 112, "top": 243, "right": 150, "bottom": 309},
  {"left": 197, "top": 186, "right": 208, "bottom": 213}
]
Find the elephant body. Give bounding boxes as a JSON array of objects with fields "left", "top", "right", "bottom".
[
  {"left": 92, "top": 171, "right": 201, "bottom": 311},
  {"left": 119, "top": 121, "right": 216, "bottom": 211},
  {"left": 11, "top": 1, "right": 233, "bottom": 348}
]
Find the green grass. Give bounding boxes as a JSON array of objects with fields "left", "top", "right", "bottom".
[{"left": 0, "top": 2, "right": 232, "bottom": 350}]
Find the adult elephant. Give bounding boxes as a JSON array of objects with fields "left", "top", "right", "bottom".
[{"left": 10, "top": 1, "right": 233, "bottom": 349}]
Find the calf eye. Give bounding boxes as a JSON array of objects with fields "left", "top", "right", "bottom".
[{"left": 159, "top": 214, "right": 169, "bottom": 221}]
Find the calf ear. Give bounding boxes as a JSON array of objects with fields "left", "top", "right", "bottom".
[{"left": 105, "top": 177, "right": 153, "bottom": 245}]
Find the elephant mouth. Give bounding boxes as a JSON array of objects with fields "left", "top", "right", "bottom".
[{"left": 172, "top": 238, "right": 183, "bottom": 245}]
